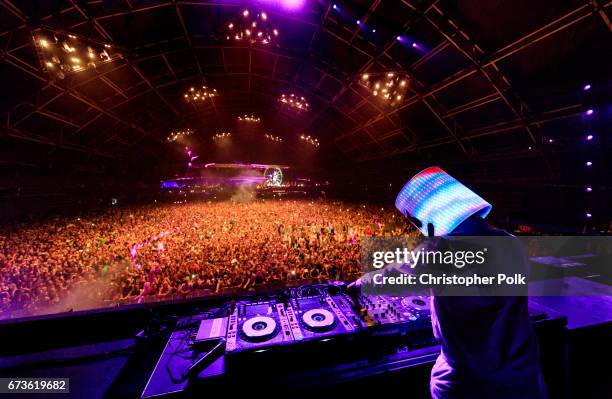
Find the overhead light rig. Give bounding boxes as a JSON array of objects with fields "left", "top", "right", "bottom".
[
  {"left": 33, "top": 28, "right": 122, "bottom": 80},
  {"left": 237, "top": 114, "right": 261, "bottom": 123},
  {"left": 265, "top": 133, "right": 283, "bottom": 142},
  {"left": 167, "top": 128, "right": 193, "bottom": 143},
  {"left": 213, "top": 132, "right": 231, "bottom": 141},
  {"left": 360, "top": 72, "right": 410, "bottom": 107},
  {"left": 224, "top": 9, "right": 279, "bottom": 46},
  {"left": 300, "top": 134, "right": 320, "bottom": 147},
  {"left": 279, "top": 93, "right": 310, "bottom": 112},
  {"left": 184, "top": 85, "right": 218, "bottom": 103}
]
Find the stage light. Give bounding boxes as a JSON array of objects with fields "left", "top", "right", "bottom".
[
  {"left": 585, "top": 109, "right": 594, "bottom": 116},
  {"left": 586, "top": 186, "right": 593, "bottom": 192},
  {"left": 548, "top": 138, "right": 554, "bottom": 143},
  {"left": 585, "top": 161, "right": 593, "bottom": 167},
  {"left": 360, "top": 71, "right": 410, "bottom": 107},
  {"left": 34, "top": 29, "right": 122, "bottom": 80},
  {"left": 213, "top": 132, "right": 231, "bottom": 141},
  {"left": 372, "top": 28, "right": 376, "bottom": 32},
  {"left": 412, "top": 42, "right": 418, "bottom": 48},
  {"left": 224, "top": 10, "right": 279, "bottom": 45},
  {"left": 396, "top": 35, "right": 401, "bottom": 41},
  {"left": 265, "top": 133, "right": 283, "bottom": 142},
  {"left": 238, "top": 114, "right": 261, "bottom": 123},
  {"left": 333, "top": 4, "right": 338, "bottom": 10},
  {"left": 583, "top": 84, "right": 591, "bottom": 91},
  {"left": 585, "top": 213, "right": 592, "bottom": 218},
  {"left": 278, "top": 93, "right": 310, "bottom": 112},
  {"left": 184, "top": 85, "right": 218, "bottom": 103},
  {"left": 167, "top": 128, "right": 193, "bottom": 142},
  {"left": 300, "top": 134, "right": 319, "bottom": 147},
  {"left": 586, "top": 134, "right": 594, "bottom": 141},
  {"left": 356, "top": 20, "right": 361, "bottom": 25}
]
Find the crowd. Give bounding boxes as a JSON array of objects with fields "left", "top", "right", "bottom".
[{"left": 0, "top": 199, "right": 415, "bottom": 317}]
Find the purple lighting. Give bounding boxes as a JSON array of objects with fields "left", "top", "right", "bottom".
[
  {"left": 261, "top": 0, "right": 305, "bottom": 10},
  {"left": 586, "top": 186, "right": 593, "bottom": 192},
  {"left": 585, "top": 213, "right": 592, "bottom": 218},
  {"left": 583, "top": 84, "right": 591, "bottom": 91},
  {"left": 586, "top": 161, "right": 593, "bottom": 167},
  {"left": 332, "top": 4, "right": 338, "bottom": 10},
  {"left": 585, "top": 109, "right": 594, "bottom": 116},
  {"left": 412, "top": 42, "right": 418, "bottom": 48},
  {"left": 356, "top": 20, "right": 361, "bottom": 25},
  {"left": 586, "top": 134, "right": 594, "bottom": 141},
  {"left": 396, "top": 35, "right": 402, "bottom": 41}
]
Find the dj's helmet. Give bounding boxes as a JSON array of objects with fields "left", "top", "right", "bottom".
[{"left": 395, "top": 166, "right": 492, "bottom": 237}]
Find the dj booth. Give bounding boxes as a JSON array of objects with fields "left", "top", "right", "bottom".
[
  {"left": 3, "top": 278, "right": 612, "bottom": 398},
  {"left": 140, "top": 282, "right": 568, "bottom": 399}
]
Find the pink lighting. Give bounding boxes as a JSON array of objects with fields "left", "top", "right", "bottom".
[
  {"left": 585, "top": 109, "right": 594, "bottom": 116},
  {"left": 586, "top": 134, "right": 593, "bottom": 141},
  {"left": 585, "top": 213, "right": 592, "bottom": 218},
  {"left": 585, "top": 161, "right": 593, "bottom": 167},
  {"left": 586, "top": 186, "right": 593, "bottom": 192}
]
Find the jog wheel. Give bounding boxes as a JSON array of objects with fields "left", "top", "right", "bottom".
[
  {"left": 302, "top": 308, "right": 336, "bottom": 332},
  {"left": 401, "top": 296, "right": 431, "bottom": 313},
  {"left": 241, "top": 316, "right": 278, "bottom": 342}
]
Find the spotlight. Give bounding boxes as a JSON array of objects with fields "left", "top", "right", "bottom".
[
  {"left": 359, "top": 71, "right": 409, "bottom": 107},
  {"left": 585, "top": 109, "right": 594, "bottom": 116},
  {"left": 184, "top": 85, "right": 218, "bottom": 103},
  {"left": 586, "top": 134, "right": 594, "bottom": 141},
  {"left": 167, "top": 128, "right": 194, "bottom": 142},
  {"left": 396, "top": 35, "right": 401, "bottom": 41},
  {"left": 332, "top": 4, "right": 338, "bottom": 10},
  {"left": 238, "top": 114, "right": 261, "bottom": 123},
  {"left": 34, "top": 30, "right": 122, "bottom": 79},
  {"left": 356, "top": 20, "right": 361, "bottom": 25},
  {"left": 585, "top": 213, "right": 592, "bottom": 218},
  {"left": 278, "top": 93, "right": 310, "bottom": 112},
  {"left": 586, "top": 186, "right": 593, "bottom": 192},
  {"left": 583, "top": 84, "right": 591, "bottom": 91},
  {"left": 412, "top": 42, "right": 418, "bottom": 48},
  {"left": 372, "top": 28, "right": 376, "bottom": 32},
  {"left": 300, "top": 134, "right": 320, "bottom": 147},
  {"left": 226, "top": 9, "right": 278, "bottom": 45},
  {"left": 264, "top": 133, "right": 283, "bottom": 142},
  {"left": 213, "top": 132, "right": 231, "bottom": 141},
  {"left": 585, "top": 161, "right": 593, "bottom": 167},
  {"left": 548, "top": 138, "right": 554, "bottom": 143}
]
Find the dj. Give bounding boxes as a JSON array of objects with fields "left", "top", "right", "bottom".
[{"left": 352, "top": 167, "right": 547, "bottom": 399}]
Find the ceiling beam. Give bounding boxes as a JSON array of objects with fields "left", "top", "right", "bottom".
[{"left": 425, "top": 3, "right": 553, "bottom": 170}]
